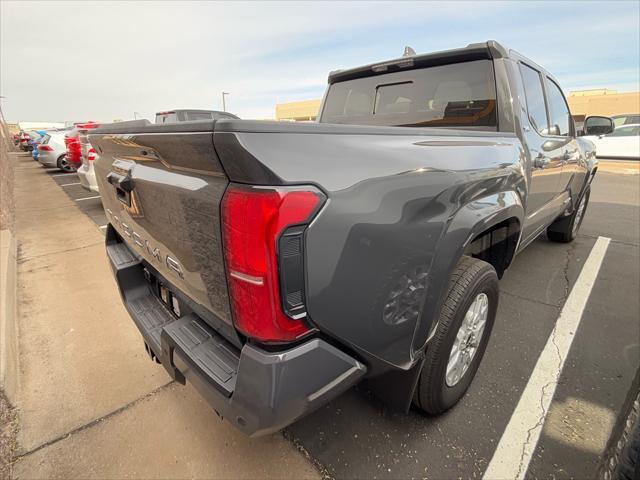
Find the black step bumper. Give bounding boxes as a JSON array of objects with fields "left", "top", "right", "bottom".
[{"left": 105, "top": 225, "right": 366, "bottom": 436}]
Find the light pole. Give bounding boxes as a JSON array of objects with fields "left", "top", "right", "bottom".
[
  {"left": 221, "top": 92, "right": 230, "bottom": 112},
  {"left": 134, "top": 111, "right": 140, "bottom": 120}
]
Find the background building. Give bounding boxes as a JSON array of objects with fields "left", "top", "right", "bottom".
[
  {"left": 275, "top": 99, "right": 321, "bottom": 121},
  {"left": 567, "top": 89, "right": 640, "bottom": 124}
]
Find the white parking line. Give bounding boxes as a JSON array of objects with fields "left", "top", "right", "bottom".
[
  {"left": 99, "top": 225, "right": 107, "bottom": 230},
  {"left": 51, "top": 173, "right": 76, "bottom": 177},
  {"left": 483, "top": 236, "right": 611, "bottom": 480},
  {"left": 60, "top": 182, "right": 81, "bottom": 187},
  {"left": 75, "top": 196, "right": 101, "bottom": 202}
]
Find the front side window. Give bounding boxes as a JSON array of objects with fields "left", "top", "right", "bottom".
[
  {"left": 609, "top": 125, "right": 640, "bottom": 137},
  {"left": 545, "top": 78, "right": 571, "bottom": 136},
  {"left": 321, "top": 60, "right": 497, "bottom": 129},
  {"left": 519, "top": 64, "right": 548, "bottom": 135}
]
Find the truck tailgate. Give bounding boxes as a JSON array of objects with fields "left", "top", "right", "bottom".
[{"left": 89, "top": 124, "right": 237, "bottom": 343}]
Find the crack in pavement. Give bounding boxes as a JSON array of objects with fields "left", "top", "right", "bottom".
[
  {"left": 501, "top": 290, "right": 558, "bottom": 309},
  {"left": 560, "top": 242, "right": 576, "bottom": 305},
  {"left": 12, "top": 381, "right": 176, "bottom": 461},
  {"left": 515, "top": 329, "right": 564, "bottom": 478},
  {"left": 514, "top": 242, "right": 577, "bottom": 478},
  {"left": 579, "top": 233, "right": 639, "bottom": 248},
  {"left": 17, "top": 241, "right": 103, "bottom": 263}
]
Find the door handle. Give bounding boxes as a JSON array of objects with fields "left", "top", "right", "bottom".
[
  {"left": 107, "top": 171, "right": 135, "bottom": 192},
  {"left": 107, "top": 171, "right": 135, "bottom": 206},
  {"left": 533, "top": 153, "right": 550, "bottom": 169}
]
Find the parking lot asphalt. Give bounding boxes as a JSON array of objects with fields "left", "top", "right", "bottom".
[
  {"left": 44, "top": 169, "right": 107, "bottom": 229},
  {"left": 13, "top": 153, "right": 640, "bottom": 479}
]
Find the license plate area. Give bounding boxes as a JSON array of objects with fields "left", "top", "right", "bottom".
[
  {"left": 143, "top": 267, "right": 189, "bottom": 319},
  {"left": 159, "top": 283, "right": 182, "bottom": 317}
]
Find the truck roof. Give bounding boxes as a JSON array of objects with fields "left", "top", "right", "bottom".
[
  {"left": 155, "top": 109, "right": 239, "bottom": 119},
  {"left": 327, "top": 40, "right": 510, "bottom": 84}
]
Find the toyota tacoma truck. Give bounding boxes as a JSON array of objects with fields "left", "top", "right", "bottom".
[{"left": 89, "top": 41, "right": 613, "bottom": 436}]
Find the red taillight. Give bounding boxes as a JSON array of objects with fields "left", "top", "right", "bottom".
[
  {"left": 87, "top": 147, "right": 97, "bottom": 161},
  {"left": 39, "top": 145, "right": 53, "bottom": 151},
  {"left": 221, "top": 185, "right": 324, "bottom": 342}
]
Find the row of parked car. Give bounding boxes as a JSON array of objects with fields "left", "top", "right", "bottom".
[
  {"left": 14, "top": 109, "right": 240, "bottom": 193},
  {"left": 16, "top": 121, "right": 103, "bottom": 191}
]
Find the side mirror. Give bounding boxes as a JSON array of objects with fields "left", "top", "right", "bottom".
[{"left": 583, "top": 116, "right": 614, "bottom": 136}]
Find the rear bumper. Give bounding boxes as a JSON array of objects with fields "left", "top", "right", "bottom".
[
  {"left": 78, "top": 163, "right": 99, "bottom": 192},
  {"left": 38, "top": 152, "right": 57, "bottom": 167},
  {"left": 105, "top": 226, "right": 366, "bottom": 436}
]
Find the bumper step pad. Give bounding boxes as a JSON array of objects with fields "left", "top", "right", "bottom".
[
  {"left": 129, "top": 296, "right": 174, "bottom": 354},
  {"left": 160, "top": 315, "right": 240, "bottom": 397}
]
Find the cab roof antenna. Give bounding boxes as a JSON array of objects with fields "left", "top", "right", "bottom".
[{"left": 403, "top": 46, "right": 416, "bottom": 57}]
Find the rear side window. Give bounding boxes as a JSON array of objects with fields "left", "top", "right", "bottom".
[
  {"left": 519, "top": 64, "right": 548, "bottom": 135},
  {"left": 321, "top": 60, "right": 497, "bottom": 129},
  {"left": 545, "top": 77, "right": 571, "bottom": 136}
]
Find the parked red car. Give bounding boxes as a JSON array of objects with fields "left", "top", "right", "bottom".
[
  {"left": 18, "top": 131, "right": 34, "bottom": 151},
  {"left": 64, "top": 122, "right": 99, "bottom": 170}
]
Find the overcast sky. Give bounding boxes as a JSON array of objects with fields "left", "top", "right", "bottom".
[{"left": 1, "top": 0, "right": 639, "bottom": 122}]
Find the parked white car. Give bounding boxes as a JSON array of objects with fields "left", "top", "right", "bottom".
[
  {"left": 37, "top": 132, "right": 74, "bottom": 172},
  {"left": 583, "top": 124, "right": 640, "bottom": 159},
  {"left": 77, "top": 127, "right": 100, "bottom": 192}
]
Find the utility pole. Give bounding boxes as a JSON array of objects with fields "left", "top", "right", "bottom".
[{"left": 222, "top": 92, "right": 230, "bottom": 112}]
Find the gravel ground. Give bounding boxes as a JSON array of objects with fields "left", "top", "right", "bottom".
[{"left": 0, "top": 389, "right": 17, "bottom": 479}]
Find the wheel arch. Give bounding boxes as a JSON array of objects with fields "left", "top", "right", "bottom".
[
  {"left": 449, "top": 190, "right": 524, "bottom": 278},
  {"left": 410, "top": 190, "right": 523, "bottom": 357}
]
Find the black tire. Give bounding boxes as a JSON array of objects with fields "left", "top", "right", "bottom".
[
  {"left": 56, "top": 154, "right": 73, "bottom": 172},
  {"left": 414, "top": 256, "right": 499, "bottom": 414},
  {"left": 618, "top": 416, "right": 640, "bottom": 480},
  {"left": 547, "top": 187, "right": 590, "bottom": 243}
]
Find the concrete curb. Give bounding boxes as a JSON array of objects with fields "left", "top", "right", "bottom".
[{"left": 0, "top": 228, "right": 18, "bottom": 404}]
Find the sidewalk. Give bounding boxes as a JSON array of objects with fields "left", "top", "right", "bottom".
[{"left": 10, "top": 153, "right": 320, "bottom": 479}]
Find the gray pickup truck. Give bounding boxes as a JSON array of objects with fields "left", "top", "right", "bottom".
[{"left": 89, "top": 41, "right": 613, "bottom": 436}]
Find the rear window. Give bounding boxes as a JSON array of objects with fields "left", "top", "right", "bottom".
[
  {"left": 155, "top": 112, "right": 178, "bottom": 124},
  {"left": 183, "top": 112, "right": 214, "bottom": 121},
  {"left": 320, "top": 60, "right": 497, "bottom": 129}
]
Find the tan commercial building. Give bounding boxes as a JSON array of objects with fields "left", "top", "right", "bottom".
[
  {"left": 567, "top": 89, "right": 639, "bottom": 123},
  {"left": 275, "top": 89, "right": 640, "bottom": 123},
  {"left": 275, "top": 99, "right": 322, "bottom": 122}
]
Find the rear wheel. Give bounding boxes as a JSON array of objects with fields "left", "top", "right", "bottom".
[
  {"left": 547, "top": 187, "right": 590, "bottom": 243},
  {"left": 413, "top": 256, "right": 498, "bottom": 414},
  {"left": 57, "top": 154, "right": 73, "bottom": 172}
]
